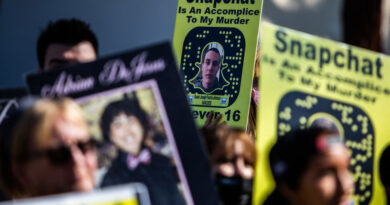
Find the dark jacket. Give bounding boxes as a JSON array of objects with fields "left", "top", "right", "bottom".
[{"left": 101, "top": 150, "right": 185, "bottom": 205}]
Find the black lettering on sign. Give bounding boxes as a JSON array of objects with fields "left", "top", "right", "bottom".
[{"left": 274, "top": 29, "right": 383, "bottom": 79}]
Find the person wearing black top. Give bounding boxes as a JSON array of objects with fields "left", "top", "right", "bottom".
[{"left": 99, "top": 96, "right": 185, "bottom": 205}]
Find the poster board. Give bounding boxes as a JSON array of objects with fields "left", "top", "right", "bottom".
[
  {"left": 254, "top": 23, "right": 390, "bottom": 205},
  {"left": 0, "top": 183, "right": 150, "bottom": 205},
  {"left": 0, "top": 87, "right": 27, "bottom": 124},
  {"left": 0, "top": 88, "right": 28, "bottom": 202},
  {"left": 26, "top": 42, "right": 219, "bottom": 205},
  {"left": 173, "top": 0, "right": 263, "bottom": 128}
]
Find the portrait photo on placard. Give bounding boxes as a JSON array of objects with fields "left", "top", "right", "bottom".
[
  {"left": 190, "top": 42, "right": 227, "bottom": 93},
  {"left": 181, "top": 27, "right": 245, "bottom": 108},
  {"left": 76, "top": 79, "right": 189, "bottom": 205}
]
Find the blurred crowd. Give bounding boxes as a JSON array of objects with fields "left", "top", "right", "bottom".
[{"left": 0, "top": 9, "right": 390, "bottom": 205}]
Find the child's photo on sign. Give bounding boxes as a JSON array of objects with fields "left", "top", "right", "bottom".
[{"left": 77, "top": 80, "right": 189, "bottom": 205}]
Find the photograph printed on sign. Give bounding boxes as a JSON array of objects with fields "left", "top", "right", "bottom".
[
  {"left": 182, "top": 27, "right": 245, "bottom": 108},
  {"left": 76, "top": 80, "right": 190, "bottom": 205},
  {"left": 191, "top": 42, "right": 228, "bottom": 93}
]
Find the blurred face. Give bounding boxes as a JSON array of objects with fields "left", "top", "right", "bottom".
[
  {"left": 214, "top": 140, "right": 254, "bottom": 179},
  {"left": 42, "top": 41, "right": 96, "bottom": 71},
  {"left": 201, "top": 50, "right": 220, "bottom": 89},
  {"left": 288, "top": 143, "right": 354, "bottom": 205},
  {"left": 109, "top": 113, "right": 144, "bottom": 155},
  {"left": 16, "top": 116, "right": 97, "bottom": 196}
]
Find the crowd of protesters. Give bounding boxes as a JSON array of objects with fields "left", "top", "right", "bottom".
[{"left": 0, "top": 17, "right": 389, "bottom": 205}]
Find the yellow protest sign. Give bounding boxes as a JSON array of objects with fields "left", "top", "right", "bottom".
[
  {"left": 1, "top": 184, "right": 147, "bottom": 205},
  {"left": 89, "top": 200, "right": 137, "bottom": 205},
  {"left": 173, "top": 0, "right": 263, "bottom": 128},
  {"left": 254, "top": 22, "right": 389, "bottom": 205}
]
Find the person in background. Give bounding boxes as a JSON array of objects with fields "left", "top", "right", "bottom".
[
  {"left": 379, "top": 145, "right": 390, "bottom": 205},
  {"left": 37, "top": 18, "right": 98, "bottom": 71},
  {"left": 247, "top": 47, "right": 260, "bottom": 138},
  {"left": 0, "top": 98, "right": 97, "bottom": 198},
  {"left": 0, "top": 19, "right": 98, "bottom": 198},
  {"left": 0, "top": 99, "right": 21, "bottom": 201},
  {"left": 264, "top": 127, "right": 354, "bottom": 205},
  {"left": 202, "top": 120, "right": 256, "bottom": 205},
  {"left": 343, "top": 0, "right": 385, "bottom": 53}
]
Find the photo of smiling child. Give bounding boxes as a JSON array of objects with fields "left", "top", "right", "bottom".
[{"left": 77, "top": 80, "right": 189, "bottom": 205}]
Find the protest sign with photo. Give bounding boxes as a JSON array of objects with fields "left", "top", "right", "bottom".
[
  {"left": 0, "top": 87, "right": 27, "bottom": 124},
  {"left": 173, "top": 0, "right": 263, "bottom": 128},
  {"left": 254, "top": 22, "right": 390, "bottom": 205},
  {"left": 0, "top": 88, "right": 28, "bottom": 202},
  {"left": 26, "top": 42, "right": 219, "bottom": 205}
]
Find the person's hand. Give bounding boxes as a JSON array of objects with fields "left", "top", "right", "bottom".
[
  {"left": 201, "top": 111, "right": 225, "bottom": 155},
  {"left": 213, "top": 158, "right": 254, "bottom": 179},
  {"left": 235, "top": 157, "right": 254, "bottom": 179},
  {"left": 203, "top": 110, "right": 224, "bottom": 130}
]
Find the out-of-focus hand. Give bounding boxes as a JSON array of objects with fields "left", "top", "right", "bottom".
[
  {"left": 203, "top": 110, "right": 224, "bottom": 130},
  {"left": 214, "top": 157, "right": 254, "bottom": 179},
  {"left": 235, "top": 157, "right": 254, "bottom": 179}
]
